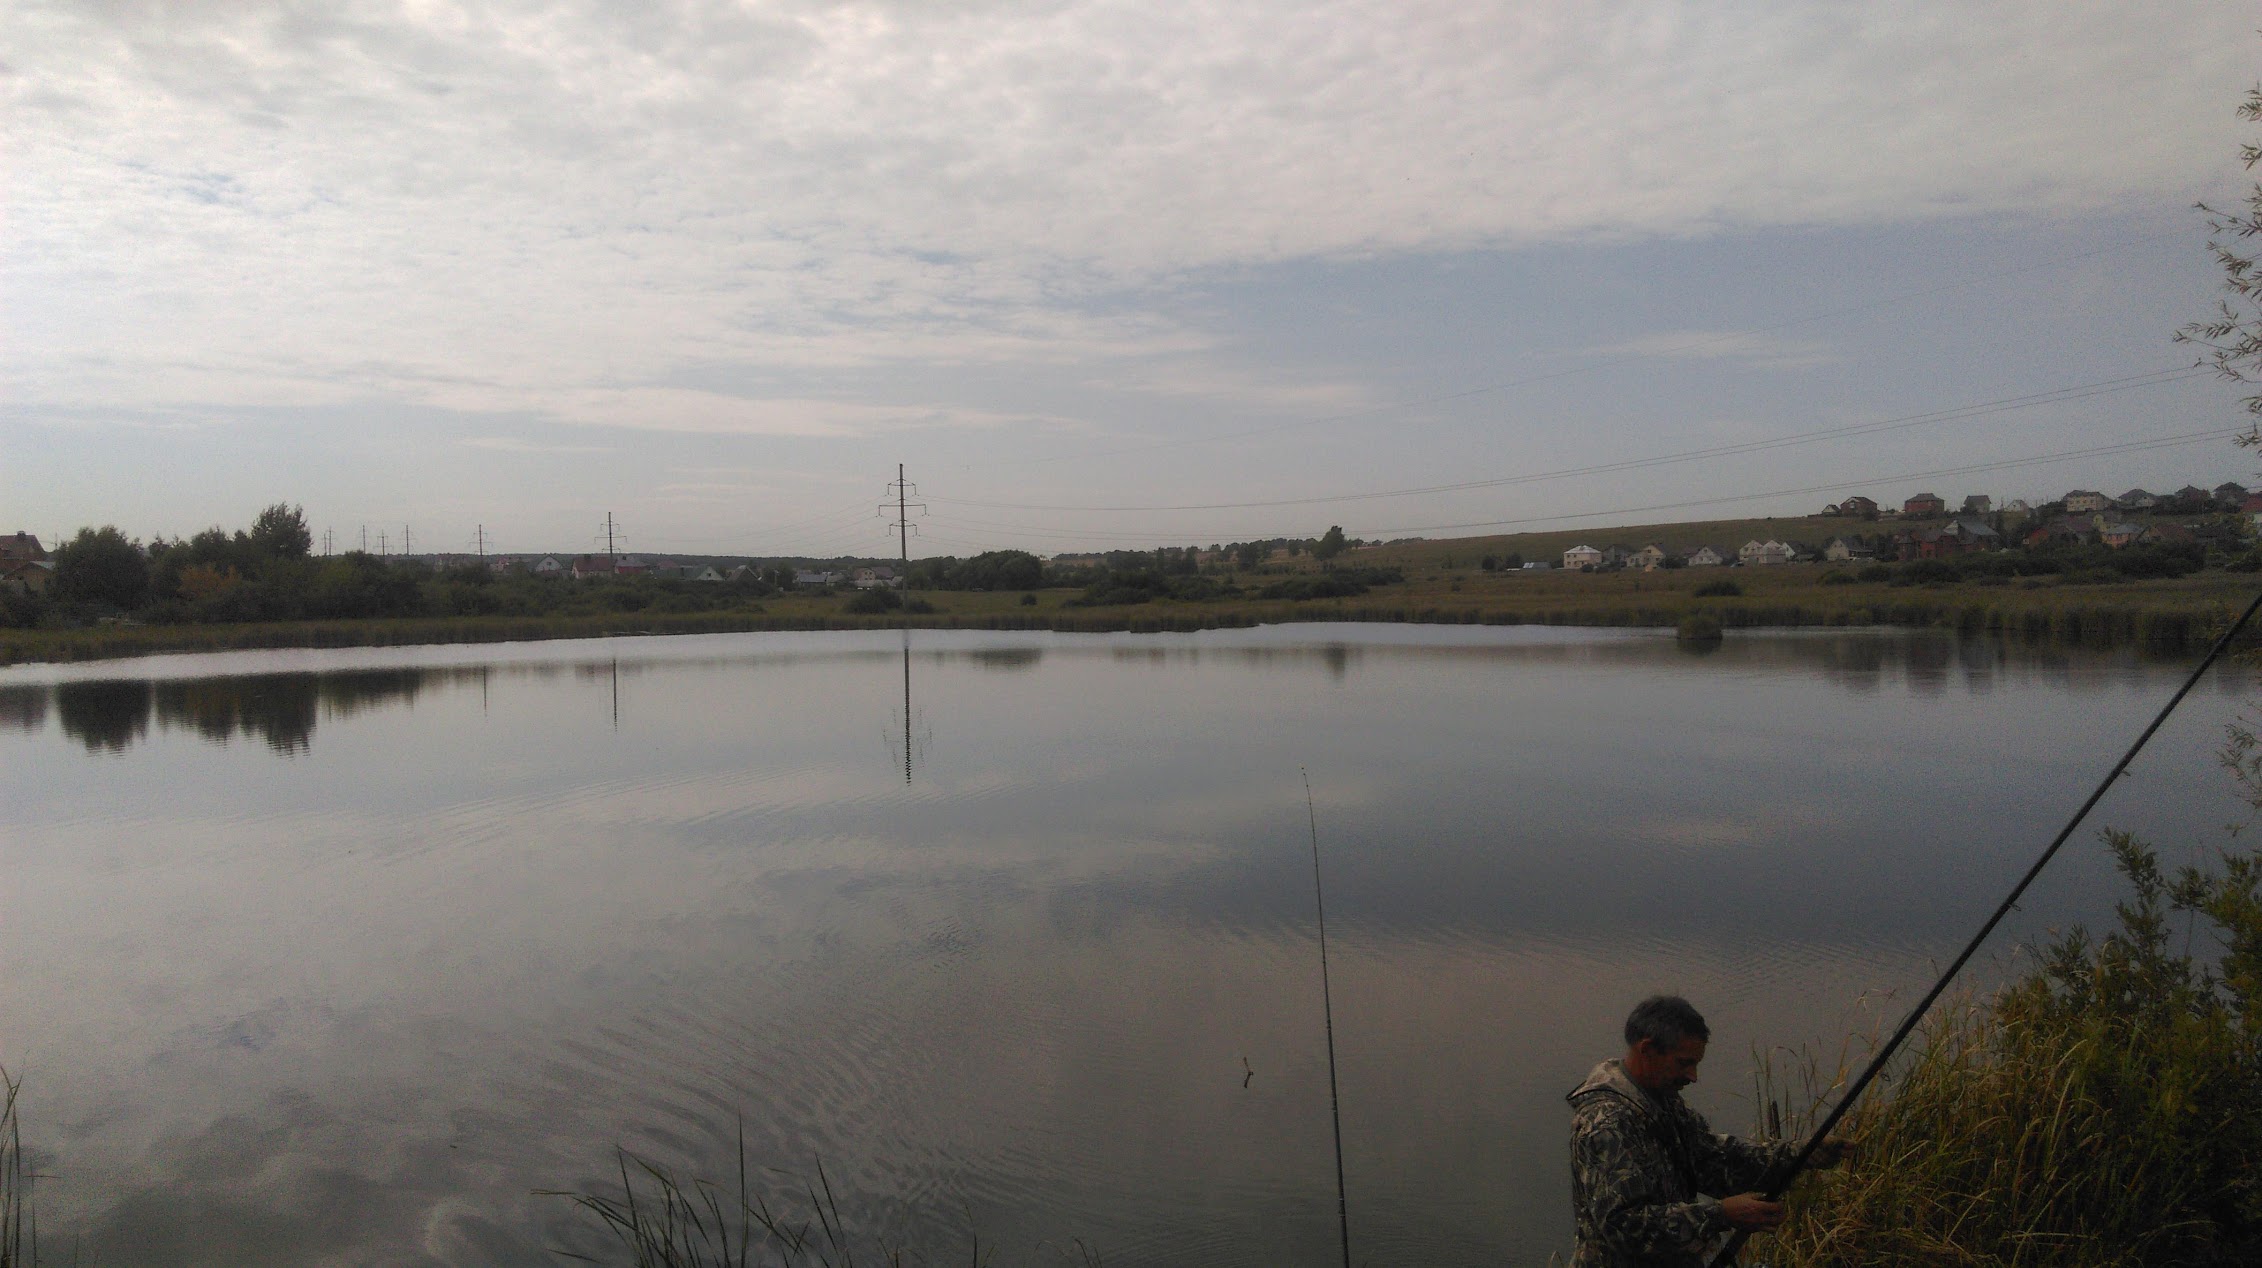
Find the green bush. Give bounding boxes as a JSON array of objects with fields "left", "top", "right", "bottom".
[
  {"left": 1773, "top": 826, "right": 2262, "bottom": 1267},
  {"left": 843, "top": 588, "right": 902, "bottom": 614},
  {"left": 1693, "top": 579, "right": 1743, "bottom": 597}
]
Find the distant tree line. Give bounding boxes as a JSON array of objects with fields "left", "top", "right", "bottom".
[{"left": 6, "top": 512, "right": 1397, "bottom": 631}]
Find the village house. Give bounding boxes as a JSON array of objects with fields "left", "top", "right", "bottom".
[
  {"left": 2116, "top": 489, "right": 2158, "bottom": 511},
  {"left": 1683, "top": 545, "right": 1726, "bottom": 568},
  {"left": 1837, "top": 495, "right": 1879, "bottom": 520},
  {"left": 2097, "top": 521, "right": 2144, "bottom": 549},
  {"left": 570, "top": 555, "right": 616, "bottom": 579},
  {"left": 1737, "top": 539, "right": 1791, "bottom": 566},
  {"left": 1629, "top": 544, "right": 1667, "bottom": 570},
  {"left": 533, "top": 556, "right": 565, "bottom": 575},
  {"left": 1902, "top": 492, "right": 1946, "bottom": 517},
  {"left": 1, "top": 560, "right": 53, "bottom": 596},
  {"left": 1919, "top": 519, "right": 2002, "bottom": 559},
  {"left": 2216, "top": 482, "right": 2250, "bottom": 508},
  {"left": 1520, "top": 560, "right": 1554, "bottom": 571},
  {"left": 1562, "top": 545, "right": 1603, "bottom": 571},
  {"left": 1960, "top": 495, "right": 1992, "bottom": 516},
  {"left": 794, "top": 569, "right": 842, "bottom": 587},
  {"left": 852, "top": 566, "right": 900, "bottom": 589},
  {"left": 2141, "top": 523, "right": 2197, "bottom": 547},
  {"left": 2064, "top": 490, "right": 2113, "bottom": 514},
  {"left": 0, "top": 532, "right": 44, "bottom": 564},
  {"left": 2024, "top": 517, "right": 2096, "bottom": 549},
  {"left": 1823, "top": 536, "right": 1875, "bottom": 563},
  {"left": 2001, "top": 499, "right": 2032, "bottom": 515}
]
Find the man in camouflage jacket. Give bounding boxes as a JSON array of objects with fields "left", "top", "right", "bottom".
[{"left": 1567, "top": 996, "right": 1847, "bottom": 1268}]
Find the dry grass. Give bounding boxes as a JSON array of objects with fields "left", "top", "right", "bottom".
[{"left": 1755, "top": 832, "right": 2262, "bottom": 1268}]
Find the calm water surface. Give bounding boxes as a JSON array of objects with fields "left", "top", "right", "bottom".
[{"left": 0, "top": 624, "right": 2251, "bottom": 1265}]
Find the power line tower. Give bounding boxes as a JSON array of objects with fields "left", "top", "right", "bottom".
[
  {"left": 403, "top": 524, "right": 412, "bottom": 558},
  {"left": 361, "top": 525, "right": 369, "bottom": 553},
  {"left": 604, "top": 512, "right": 618, "bottom": 561},
  {"left": 879, "top": 464, "right": 925, "bottom": 576},
  {"left": 475, "top": 524, "right": 486, "bottom": 559},
  {"left": 378, "top": 529, "right": 389, "bottom": 555},
  {"left": 322, "top": 528, "right": 334, "bottom": 556}
]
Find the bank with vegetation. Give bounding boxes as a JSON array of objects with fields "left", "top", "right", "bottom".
[{"left": 7, "top": 505, "right": 2262, "bottom": 665}]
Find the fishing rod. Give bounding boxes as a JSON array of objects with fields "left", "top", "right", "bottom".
[
  {"left": 1303, "top": 769, "right": 1353, "bottom": 1268},
  {"left": 1709, "top": 587, "right": 2262, "bottom": 1268}
]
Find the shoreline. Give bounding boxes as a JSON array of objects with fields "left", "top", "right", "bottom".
[{"left": 3, "top": 575, "right": 2250, "bottom": 666}]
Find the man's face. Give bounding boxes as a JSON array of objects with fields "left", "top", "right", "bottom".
[{"left": 1628, "top": 1036, "right": 1707, "bottom": 1094}]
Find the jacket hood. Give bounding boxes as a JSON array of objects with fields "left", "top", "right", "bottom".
[{"left": 1568, "top": 1058, "right": 1655, "bottom": 1112}]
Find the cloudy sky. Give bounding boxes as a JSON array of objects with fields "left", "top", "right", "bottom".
[{"left": 6, "top": 1, "right": 2259, "bottom": 558}]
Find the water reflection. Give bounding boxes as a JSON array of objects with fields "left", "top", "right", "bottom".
[
  {"left": 0, "top": 683, "right": 50, "bottom": 732},
  {"left": 47, "top": 669, "right": 434, "bottom": 754},
  {"left": 4, "top": 630, "right": 2235, "bottom": 759},
  {"left": 2, "top": 624, "right": 2255, "bottom": 1267}
]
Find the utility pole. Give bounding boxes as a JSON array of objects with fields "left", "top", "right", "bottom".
[
  {"left": 403, "top": 524, "right": 412, "bottom": 558},
  {"left": 361, "top": 525, "right": 369, "bottom": 553},
  {"left": 879, "top": 465, "right": 925, "bottom": 580},
  {"left": 605, "top": 512, "right": 617, "bottom": 561},
  {"left": 475, "top": 524, "right": 486, "bottom": 559},
  {"left": 378, "top": 529, "right": 389, "bottom": 555}
]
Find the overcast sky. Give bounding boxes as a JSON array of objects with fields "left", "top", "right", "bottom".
[{"left": 6, "top": 1, "right": 2260, "bottom": 558}]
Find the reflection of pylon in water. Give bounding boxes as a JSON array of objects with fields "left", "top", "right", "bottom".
[{"left": 886, "top": 640, "right": 934, "bottom": 782}]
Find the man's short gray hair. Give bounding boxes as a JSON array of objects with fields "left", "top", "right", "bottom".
[{"left": 1624, "top": 995, "right": 1710, "bottom": 1050}]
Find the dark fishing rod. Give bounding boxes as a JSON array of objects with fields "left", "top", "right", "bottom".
[
  {"left": 1709, "top": 587, "right": 2262, "bottom": 1268},
  {"left": 1303, "top": 769, "right": 1353, "bottom": 1268}
]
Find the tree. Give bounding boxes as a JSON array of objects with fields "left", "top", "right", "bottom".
[
  {"left": 247, "top": 503, "right": 313, "bottom": 560},
  {"left": 2179, "top": 82, "right": 2262, "bottom": 444},
  {"left": 1313, "top": 525, "right": 1348, "bottom": 561},
  {"left": 53, "top": 526, "right": 150, "bottom": 610}
]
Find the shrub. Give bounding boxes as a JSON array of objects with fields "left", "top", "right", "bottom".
[
  {"left": 1694, "top": 579, "right": 1743, "bottom": 598},
  {"left": 1890, "top": 558, "right": 1959, "bottom": 586},
  {"left": 1855, "top": 564, "right": 1893, "bottom": 583},
  {"left": 843, "top": 588, "right": 902, "bottom": 614},
  {"left": 1771, "top": 827, "right": 2262, "bottom": 1267},
  {"left": 1818, "top": 571, "right": 1855, "bottom": 586}
]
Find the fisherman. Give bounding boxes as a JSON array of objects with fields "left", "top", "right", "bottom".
[{"left": 1567, "top": 995, "right": 1851, "bottom": 1268}]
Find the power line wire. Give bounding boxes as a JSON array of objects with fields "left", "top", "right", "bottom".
[
  {"left": 1365, "top": 426, "right": 2246, "bottom": 537},
  {"left": 934, "top": 367, "right": 2203, "bottom": 514},
  {"left": 997, "top": 228, "right": 2193, "bottom": 469}
]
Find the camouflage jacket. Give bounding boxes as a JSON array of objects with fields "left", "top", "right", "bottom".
[{"left": 1566, "top": 1059, "right": 1792, "bottom": 1268}]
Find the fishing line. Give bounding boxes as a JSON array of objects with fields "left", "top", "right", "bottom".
[
  {"left": 1709, "top": 586, "right": 2262, "bottom": 1268},
  {"left": 1303, "top": 768, "right": 1353, "bottom": 1268}
]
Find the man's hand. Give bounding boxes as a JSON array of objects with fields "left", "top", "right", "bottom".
[
  {"left": 1807, "top": 1137, "right": 1858, "bottom": 1169},
  {"left": 1719, "top": 1193, "right": 1785, "bottom": 1231}
]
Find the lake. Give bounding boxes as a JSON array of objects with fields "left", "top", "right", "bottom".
[{"left": 0, "top": 624, "right": 2251, "bottom": 1266}]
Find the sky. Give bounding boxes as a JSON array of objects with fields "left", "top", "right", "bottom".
[{"left": 5, "top": 1, "right": 2261, "bottom": 560}]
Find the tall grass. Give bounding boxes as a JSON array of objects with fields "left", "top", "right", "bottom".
[
  {"left": 1, "top": 1069, "right": 39, "bottom": 1268},
  {"left": 1757, "top": 829, "right": 2262, "bottom": 1267},
  {"left": 546, "top": 1135, "right": 1069, "bottom": 1268}
]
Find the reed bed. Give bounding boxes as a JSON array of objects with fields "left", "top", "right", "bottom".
[
  {"left": 1, "top": 1069, "right": 40, "bottom": 1268},
  {"left": 1756, "top": 830, "right": 2262, "bottom": 1268},
  {"left": 547, "top": 1139, "right": 1092, "bottom": 1268}
]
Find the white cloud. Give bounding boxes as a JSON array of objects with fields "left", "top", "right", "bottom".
[
  {"left": 2, "top": 1, "right": 2253, "bottom": 444},
  {"left": 1588, "top": 331, "right": 1843, "bottom": 369}
]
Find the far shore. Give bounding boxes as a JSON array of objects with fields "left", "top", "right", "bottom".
[{"left": 5, "top": 567, "right": 2252, "bottom": 666}]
